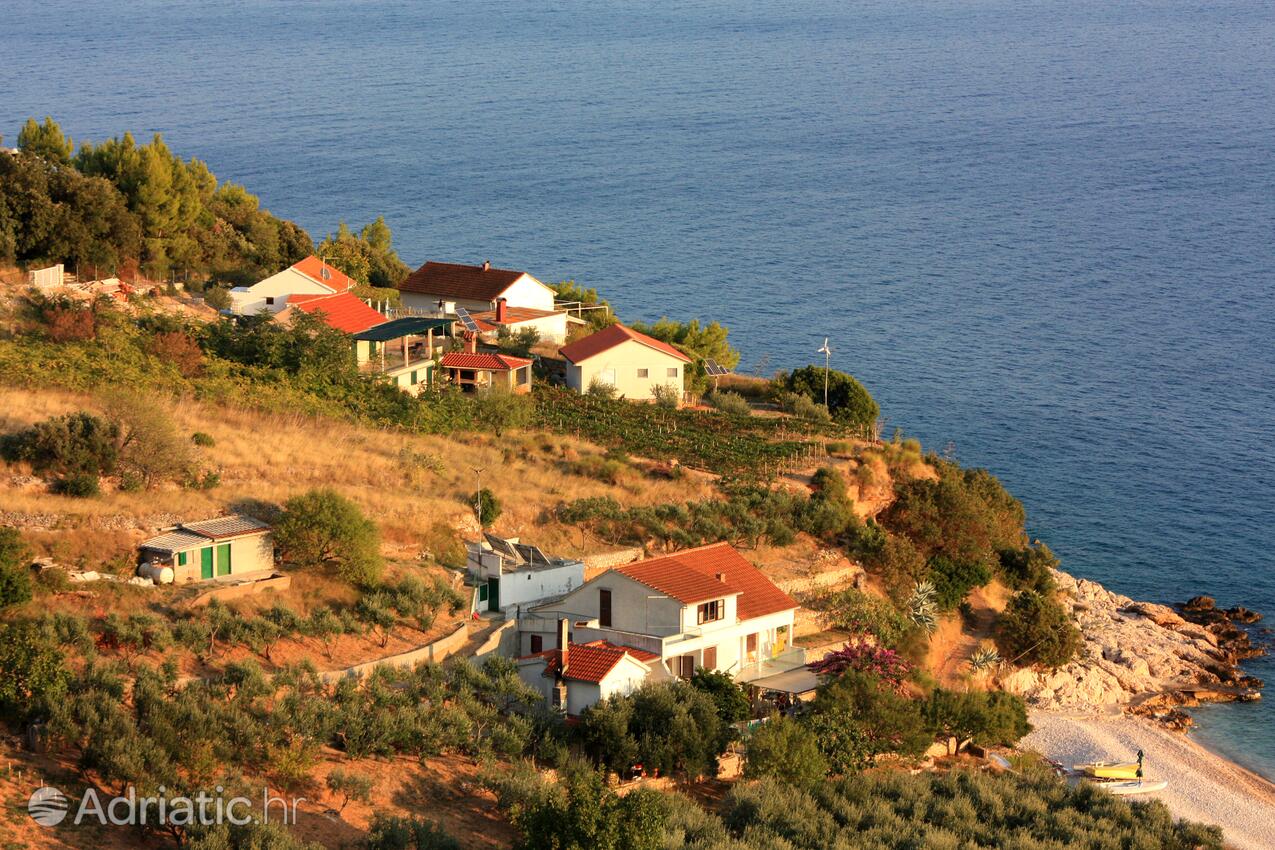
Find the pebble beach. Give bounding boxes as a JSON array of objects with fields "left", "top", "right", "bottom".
[{"left": 1023, "top": 711, "right": 1275, "bottom": 850}]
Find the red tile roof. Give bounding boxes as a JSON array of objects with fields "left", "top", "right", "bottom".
[
  {"left": 440, "top": 351, "right": 533, "bottom": 371},
  {"left": 291, "top": 255, "right": 356, "bottom": 292},
  {"left": 616, "top": 543, "right": 798, "bottom": 621},
  {"left": 471, "top": 306, "right": 559, "bottom": 332},
  {"left": 523, "top": 640, "right": 658, "bottom": 683},
  {"left": 559, "top": 323, "right": 692, "bottom": 365},
  {"left": 398, "top": 261, "right": 538, "bottom": 302},
  {"left": 287, "top": 292, "right": 388, "bottom": 334}
]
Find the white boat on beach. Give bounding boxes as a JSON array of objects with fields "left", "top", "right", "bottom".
[{"left": 1097, "top": 778, "right": 1169, "bottom": 796}]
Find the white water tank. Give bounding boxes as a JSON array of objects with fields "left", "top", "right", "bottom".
[{"left": 138, "top": 562, "right": 175, "bottom": 585}]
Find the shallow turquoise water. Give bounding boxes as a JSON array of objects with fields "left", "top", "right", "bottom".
[{"left": 4, "top": 0, "right": 1274, "bottom": 777}]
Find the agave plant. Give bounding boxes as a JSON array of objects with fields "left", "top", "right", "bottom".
[
  {"left": 968, "top": 645, "right": 1002, "bottom": 673},
  {"left": 908, "top": 580, "right": 938, "bottom": 634}
]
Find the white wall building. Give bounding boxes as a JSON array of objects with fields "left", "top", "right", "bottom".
[
  {"left": 558, "top": 323, "right": 692, "bottom": 403},
  {"left": 229, "top": 256, "right": 356, "bottom": 315},
  {"left": 517, "top": 620, "right": 673, "bottom": 716},
  {"left": 518, "top": 543, "right": 801, "bottom": 714},
  {"left": 396, "top": 260, "right": 557, "bottom": 314},
  {"left": 469, "top": 533, "right": 585, "bottom": 617}
]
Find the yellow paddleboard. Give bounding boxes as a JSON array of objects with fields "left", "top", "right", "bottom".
[{"left": 1075, "top": 762, "right": 1141, "bottom": 780}]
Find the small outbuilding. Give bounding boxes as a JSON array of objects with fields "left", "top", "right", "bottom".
[
  {"left": 138, "top": 515, "right": 274, "bottom": 584},
  {"left": 559, "top": 323, "right": 691, "bottom": 403}
]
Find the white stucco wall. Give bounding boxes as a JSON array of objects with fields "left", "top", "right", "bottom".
[
  {"left": 482, "top": 312, "right": 569, "bottom": 344},
  {"left": 398, "top": 273, "right": 555, "bottom": 315},
  {"left": 497, "top": 563, "right": 585, "bottom": 613},
  {"left": 230, "top": 268, "right": 336, "bottom": 315},
  {"left": 564, "top": 338, "right": 685, "bottom": 401}
]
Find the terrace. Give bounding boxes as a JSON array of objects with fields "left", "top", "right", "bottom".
[{"left": 354, "top": 316, "right": 454, "bottom": 394}]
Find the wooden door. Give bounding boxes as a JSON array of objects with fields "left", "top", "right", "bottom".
[
  {"left": 200, "top": 547, "right": 214, "bottom": 580},
  {"left": 216, "top": 543, "right": 231, "bottom": 576}
]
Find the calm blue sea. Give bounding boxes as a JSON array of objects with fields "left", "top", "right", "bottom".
[{"left": 5, "top": 0, "right": 1274, "bottom": 777}]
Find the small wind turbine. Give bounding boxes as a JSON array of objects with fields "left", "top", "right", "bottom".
[{"left": 817, "top": 337, "right": 832, "bottom": 408}]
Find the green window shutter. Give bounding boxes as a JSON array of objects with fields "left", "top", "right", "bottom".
[
  {"left": 411, "top": 370, "right": 418, "bottom": 385},
  {"left": 177, "top": 551, "right": 187, "bottom": 567}
]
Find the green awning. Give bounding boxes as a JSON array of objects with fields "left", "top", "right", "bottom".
[{"left": 354, "top": 317, "right": 453, "bottom": 342}]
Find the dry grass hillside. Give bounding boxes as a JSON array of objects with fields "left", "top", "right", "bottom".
[{"left": 0, "top": 385, "right": 717, "bottom": 567}]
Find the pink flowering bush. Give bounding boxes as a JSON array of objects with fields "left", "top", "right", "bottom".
[{"left": 809, "top": 641, "right": 911, "bottom": 692}]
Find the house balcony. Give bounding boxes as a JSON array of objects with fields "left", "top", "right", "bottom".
[{"left": 734, "top": 647, "right": 808, "bottom": 684}]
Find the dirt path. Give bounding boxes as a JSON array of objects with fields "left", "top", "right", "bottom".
[{"left": 931, "top": 583, "right": 1006, "bottom": 686}]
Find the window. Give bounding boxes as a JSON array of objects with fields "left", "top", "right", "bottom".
[
  {"left": 697, "top": 599, "right": 724, "bottom": 624},
  {"left": 677, "top": 655, "right": 695, "bottom": 679},
  {"left": 530, "top": 635, "right": 543, "bottom": 653},
  {"left": 265, "top": 296, "right": 275, "bottom": 305},
  {"left": 599, "top": 589, "right": 612, "bottom": 627},
  {"left": 517, "top": 366, "right": 529, "bottom": 386},
  {"left": 637, "top": 368, "right": 649, "bottom": 378},
  {"left": 746, "top": 632, "right": 758, "bottom": 661},
  {"left": 177, "top": 551, "right": 187, "bottom": 567},
  {"left": 702, "top": 645, "right": 717, "bottom": 670},
  {"left": 667, "top": 367, "right": 678, "bottom": 377}
]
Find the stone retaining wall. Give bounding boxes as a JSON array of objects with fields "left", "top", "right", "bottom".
[{"left": 319, "top": 622, "right": 469, "bottom": 682}]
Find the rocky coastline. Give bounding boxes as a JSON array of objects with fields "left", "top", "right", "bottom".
[{"left": 999, "top": 569, "right": 1265, "bottom": 730}]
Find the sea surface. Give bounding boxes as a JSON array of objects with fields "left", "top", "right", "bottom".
[{"left": 4, "top": 0, "right": 1274, "bottom": 778}]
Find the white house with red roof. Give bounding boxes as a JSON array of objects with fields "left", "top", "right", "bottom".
[
  {"left": 559, "top": 324, "right": 692, "bottom": 403},
  {"left": 397, "top": 260, "right": 557, "bottom": 314},
  {"left": 517, "top": 621, "right": 674, "bottom": 716},
  {"left": 229, "top": 256, "right": 357, "bottom": 316},
  {"left": 519, "top": 543, "right": 800, "bottom": 713}
]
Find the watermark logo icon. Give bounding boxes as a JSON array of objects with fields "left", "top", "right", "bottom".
[{"left": 28, "top": 786, "right": 69, "bottom": 826}]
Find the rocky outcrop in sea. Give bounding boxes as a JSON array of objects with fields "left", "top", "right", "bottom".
[{"left": 998, "top": 570, "right": 1263, "bottom": 727}]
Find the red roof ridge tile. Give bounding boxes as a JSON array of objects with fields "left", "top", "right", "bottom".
[{"left": 559, "top": 323, "right": 692, "bottom": 365}]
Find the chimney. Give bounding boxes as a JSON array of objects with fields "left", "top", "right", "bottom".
[
  {"left": 495, "top": 297, "right": 508, "bottom": 324},
  {"left": 481, "top": 260, "right": 491, "bottom": 272},
  {"left": 557, "top": 618, "right": 570, "bottom": 675},
  {"left": 467, "top": 333, "right": 478, "bottom": 354},
  {"left": 716, "top": 572, "right": 727, "bottom": 583}
]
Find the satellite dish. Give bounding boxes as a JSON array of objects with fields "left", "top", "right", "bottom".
[{"left": 321, "top": 267, "right": 331, "bottom": 281}]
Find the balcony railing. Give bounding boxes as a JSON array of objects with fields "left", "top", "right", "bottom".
[{"left": 734, "top": 647, "right": 808, "bottom": 684}]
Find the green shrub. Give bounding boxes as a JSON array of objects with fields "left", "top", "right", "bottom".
[
  {"left": 879, "top": 458, "right": 1026, "bottom": 571},
  {"left": 923, "top": 688, "right": 1031, "bottom": 753},
  {"left": 995, "top": 590, "right": 1081, "bottom": 669},
  {"left": 191, "top": 431, "right": 216, "bottom": 447},
  {"left": 998, "top": 540, "right": 1059, "bottom": 594},
  {"left": 202, "top": 285, "right": 232, "bottom": 310},
  {"left": 0, "top": 621, "right": 69, "bottom": 723},
  {"left": 927, "top": 555, "right": 992, "bottom": 610},
  {"left": 326, "top": 768, "right": 374, "bottom": 814},
  {"left": 579, "top": 682, "right": 728, "bottom": 780},
  {"left": 508, "top": 762, "right": 664, "bottom": 850},
  {"left": 53, "top": 472, "right": 100, "bottom": 497},
  {"left": 586, "top": 377, "right": 618, "bottom": 399},
  {"left": 275, "top": 488, "right": 383, "bottom": 587},
  {"left": 706, "top": 390, "right": 751, "bottom": 417},
  {"left": 745, "top": 716, "right": 827, "bottom": 786},
  {"left": 365, "top": 814, "right": 460, "bottom": 850},
  {"left": 807, "top": 670, "right": 931, "bottom": 772},
  {"left": 650, "top": 382, "right": 681, "bottom": 409},
  {"left": 472, "top": 488, "right": 502, "bottom": 528},
  {"left": 1, "top": 411, "right": 118, "bottom": 477},
  {"left": 689, "top": 668, "right": 750, "bottom": 724},
  {"left": 781, "top": 366, "right": 878, "bottom": 433},
  {"left": 0, "top": 528, "right": 33, "bottom": 608}
]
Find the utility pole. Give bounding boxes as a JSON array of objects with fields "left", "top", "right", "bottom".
[
  {"left": 818, "top": 337, "right": 832, "bottom": 408},
  {"left": 471, "top": 466, "right": 486, "bottom": 529}
]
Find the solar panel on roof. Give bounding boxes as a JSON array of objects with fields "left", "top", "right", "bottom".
[
  {"left": 515, "top": 544, "right": 551, "bottom": 565},
  {"left": 455, "top": 306, "right": 480, "bottom": 332},
  {"left": 484, "top": 532, "right": 521, "bottom": 560}
]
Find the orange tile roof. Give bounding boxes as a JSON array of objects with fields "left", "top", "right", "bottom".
[
  {"left": 291, "top": 255, "right": 357, "bottom": 292},
  {"left": 440, "top": 351, "right": 533, "bottom": 371},
  {"left": 287, "top": 292, "right": 388, "bottom": 334},
  {"left": 559, "top": 323, "right": 692, "bottom": 365},
  {"left": 398, "top": 261, "right": 532, "bottom": 301},
  {"left": 524, "top": 640, "right": 658, "bottom": 683},
  {"left": 616, "top": 543, "right": 798, "bottom": 621}
]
